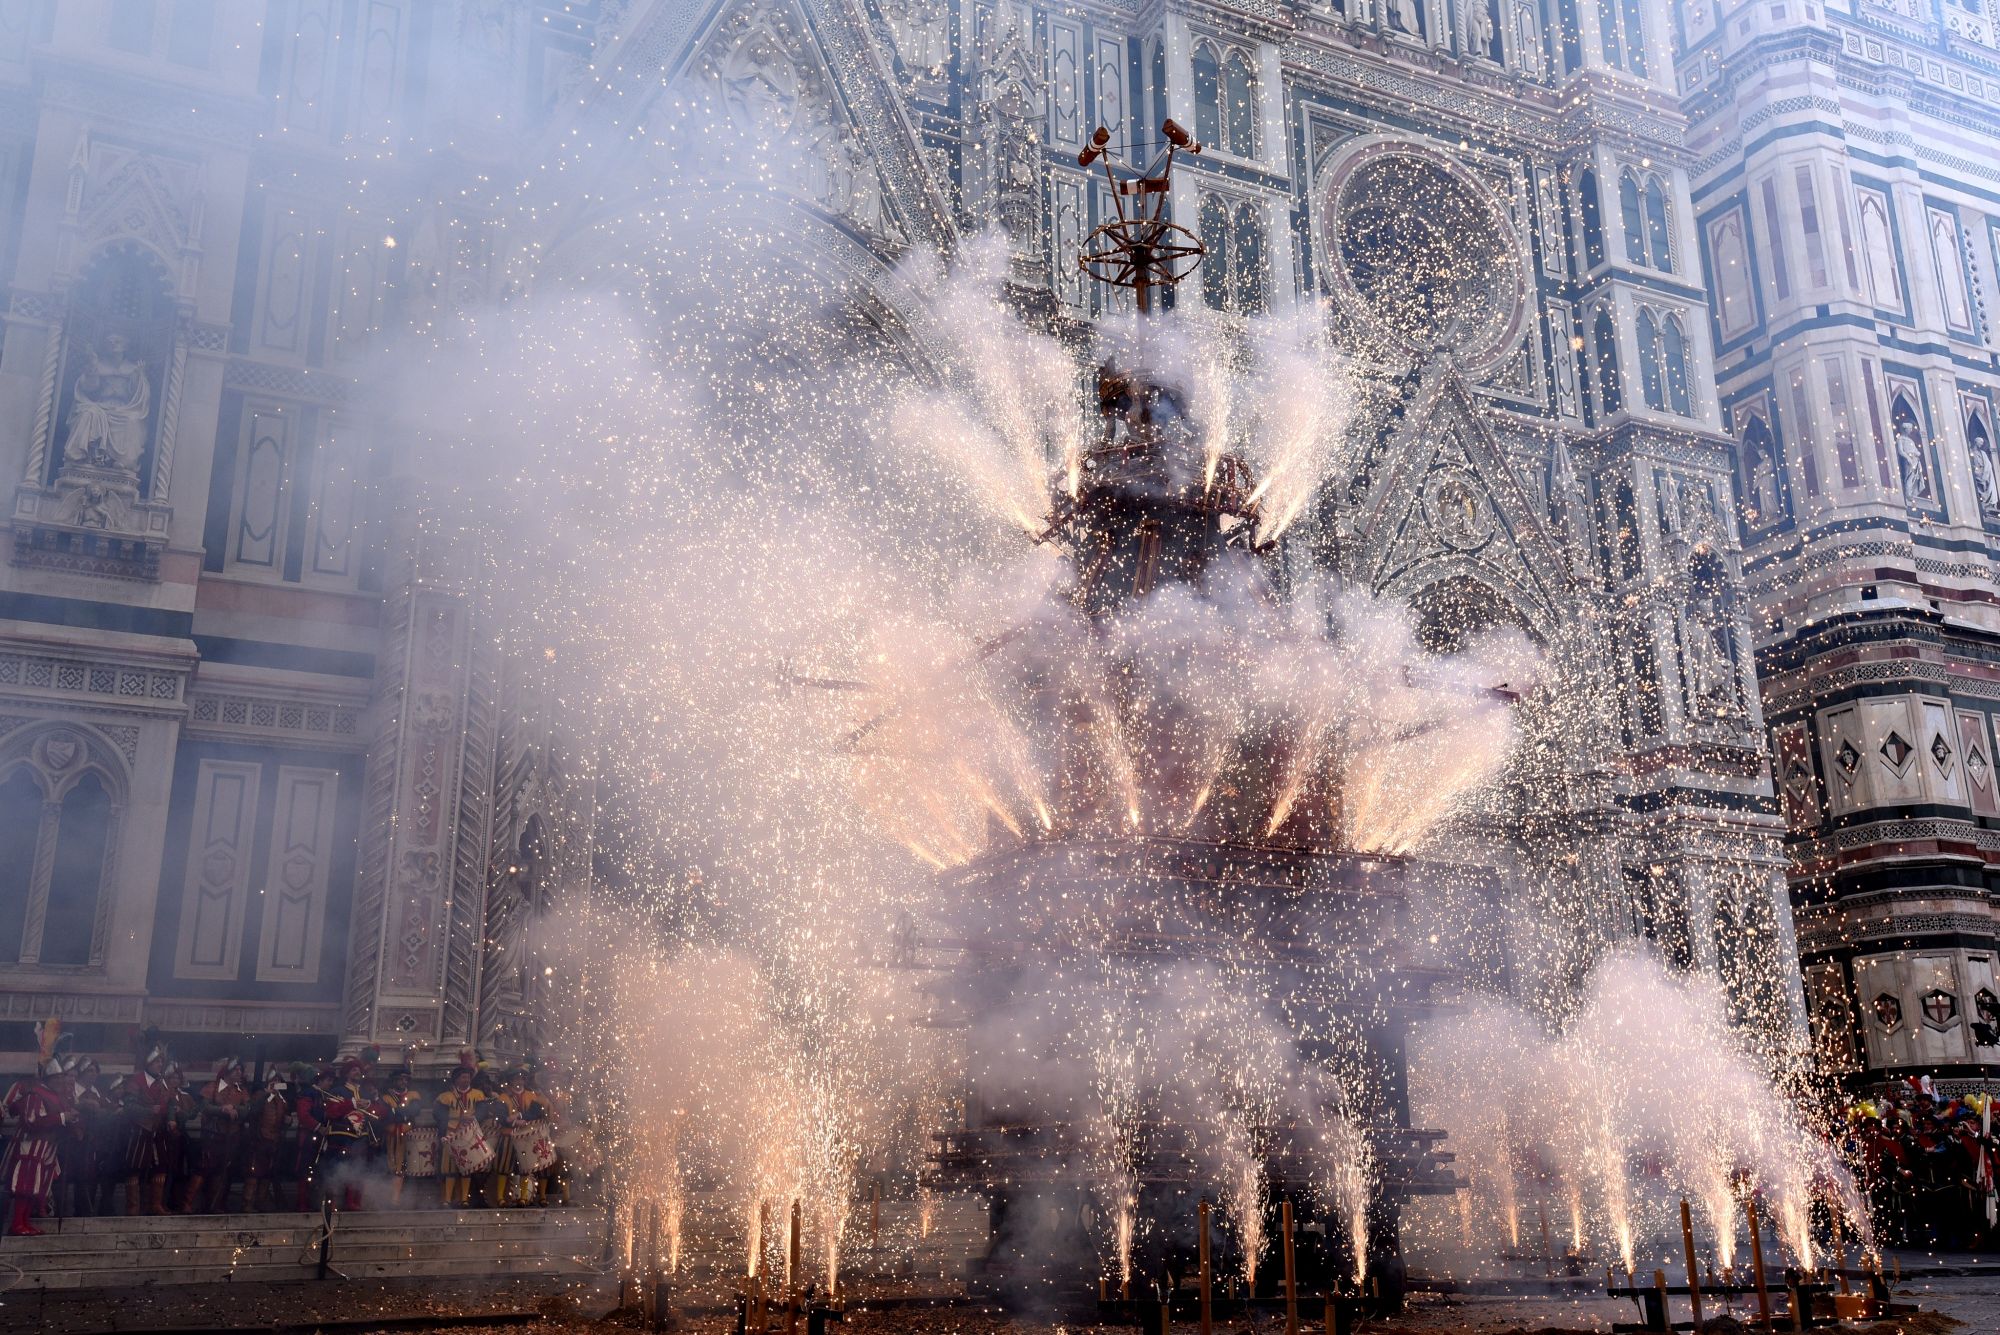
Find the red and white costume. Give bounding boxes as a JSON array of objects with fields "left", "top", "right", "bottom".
[{"left": 4, "top": 1075, "right": 75, "bottom": 1234}]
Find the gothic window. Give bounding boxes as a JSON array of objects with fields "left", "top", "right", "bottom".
[
  {"left": 1194, "top": 41, "right": 1257, "bottom": 158},
  {"left": 1663, "top": 315, "right": 1692, "bottom": 417},
  {"left": 1578, "top": 169, "right": 1606, "bottom": 270},
  {"left": 1644, "top": 176, "right": 1674, "bottom": 272},
  {"left": 1857, "top": 189, "right": 1903, "bottom": 312},
  {"left": 1620, "top": 172, "right": 1645, "bottom": 265},
  {"left": 1930, "top": 209, "right": 1974, "bottom": 333},
  {"left": 1200, "top": 193, "right": 1231, "bottom": 313},
  {"left": 1797, "top": 167, "right": 1829, "bottom": 290},
  {"left": 1223, "top": 49, "right": 1257, "bottom": 158},
  {"left": 1193, "top": 42, "right": 1222, "bottom": 150},
  {"left": 1598, "top": 0, "right": 1625, "bottom": 69},
  {"left": 1150, "top": 40, "right": 1168, "bottom": 144},
  {"left": 1761, "top": 178, "right": 1791, "bottom": 301},
  {"left": 107, "top": 0, "right": 155, "bottom": 53},
  {"left": 0, "top": 729, "right": 123, "bottom": 970},
  {"left": 1708, "top": 210, "right": 1755, "bottom": 340},
  {"left": 1638, "top": 308, "right": 1666, "bottom": 411},
  {"left": 1593, "top": 306, "right": 1621, "bottom": 415},
  {"left": 167, "top": 0, "right": 214, "bottom": 67},
  {"left": 1198, "top": 194, "right": 1267, "bottom": 315},
  {"left": 1618, "top": 0, "right": 1649, "bottom": 76},
  {"left": 1597, "top": 0, "right": 1648, "bottom": 75},
  {"left": 43, "top": 774, "right": 111, "bottom": 966},
  {"left": 0, "top": 769, "right": 39, "bottom": 960},
  {"left": 1230, "top": 201, "right": 1268, "bottom": 314},
  {"left": 1620, "top": 170, "right": 1676, "bottom": 271}
]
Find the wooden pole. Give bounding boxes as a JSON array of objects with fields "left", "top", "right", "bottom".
[
  {"left": 1539, "top": 1200, "right": 1554, "bottom": 1280},
  {"left": 1746, "top": 1196, "right": 1772, "bottom": 1333},
  {"left": 1652, "top": 1271, "right": 1669, "bottom": 1335},
  {"left": 787, "top": 1199, "right": 802, "bottom": 1335},
  {"left": 1282, "top": 1200, "right": 1298, "bottom": 1335},
  {"left": 871, "top": 1179, "right": 881, "bottom": 1249},
  {"left": 1199, "top": 1199, "right": 1213, "bottom": 1335},
  {"left": 643, "top": 1201, "right": 660, "bottom": 1324},
  {"left": 1680, "top": 1199, "right": 1704, "bottom": 1329}
]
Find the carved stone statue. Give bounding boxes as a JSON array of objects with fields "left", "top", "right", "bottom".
[
  {"left": 1467, "top": 0, "right": 1497, "bottom": 58},
  {"left": 1894, "top": 419, "right": 1932, "bottom": 500},
  {"left": 1386, "top": 0, "right": 1421, "bottom": 37},
  {"left": 60, "top": 332, "right": 151, "bottom": 475},
  {"left": 1971, "top": 439, "right": 2000, "bottom": 517},
  {"left": 1683, "top": 597, "right": 1736, "bottom": 713},
  {"left": 1748, "top": 444, "right": 1779, "bottom": 525}
]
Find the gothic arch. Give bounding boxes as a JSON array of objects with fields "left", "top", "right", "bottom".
[
  {"left": 1407, "top": 572, "right": 1541, "bottom": 656},
  {"left": 0, "top": 719, "right": 130, "bottom": 970}
]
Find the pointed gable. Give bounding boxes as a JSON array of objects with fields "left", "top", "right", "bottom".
[
  {"left": 637, "top": 0, "right": 952, "bottom": 255},
  {"left": 1349, "top": 361, "right": 1577, "bottom": 636}
]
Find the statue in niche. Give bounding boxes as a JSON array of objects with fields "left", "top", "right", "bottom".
[
  {"left": 882, "top": 0, "right": 947, "bottom": 75},
  {"left": 1467, "top": 0, "right": 1497, "bottom": 59},
  {"left": 1893, "top": 413, "right": 1933, "bottom": 502},
  {"left": 1682, "top": 596, "right": 1736, "bottom": 714},
  {"left": 1657, "top": 470, "right": 1684, "bottom": 538},
  {"left": 1386, "top": 0, "right": 1421, "bottom": 37},
  {"left": 60, "top": 332, "right": 151, "bottom": 476},
  {"left": 1970, "top": 436, "right": 2000, "bottom": 517},
  {"left": 1748, "top": 443, "right": 1779, "bottom": 525}
]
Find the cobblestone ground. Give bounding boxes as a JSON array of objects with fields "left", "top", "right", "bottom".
[{"left": 3, "top": 1267, "right": 1992, "bottom": 1335}]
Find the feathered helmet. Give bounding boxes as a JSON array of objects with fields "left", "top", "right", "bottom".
[
  {"left": 131, "top": 1025, "right": 168, "bottom": 1070},
  {"left": 214, "top": 1055, "right": 242, "bottom": 1081},
  {"left": 34, "top": 1019, "right": 68, "bottom": 1076}
]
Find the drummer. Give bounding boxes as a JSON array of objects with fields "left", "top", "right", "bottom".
[
  {"left": 493, "top": 1067, "right": 547, "bottom": 1206},
  {"left": 435, "top": 1053, "right": 489, "bottom": 1207}
]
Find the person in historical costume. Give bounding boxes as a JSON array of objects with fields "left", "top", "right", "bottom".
[
  {"left": 241, "top": 1069, "right": 292, "bottom": 1213},
  {"left": 4, "top": 1023, "right": 81, "bottom": 1235},
  {"left": 184, "top": 1056, "right": 249, "bottom": 1213},
  {"left": 118, "top": 1036, "right": 174, "bottom": 1215},
  {"left": 316, "top": 1057, "right": 382, "bottom": 1210},
  {"left": 60, "top": 332, "right": 152, "bottom": 473},
  {"left": 292, "top": 1065, "right": 336, "bottom": 1211},
  {"left": 158, "top": 1063, "right": 199, "bottom": 1214},
  {"left": 492, "top": 1067, "right": 551, "bottom": 1207},
  {"left": 379, "top": 1066, "right": 420, "bottom": 1204},
  {"left": 435, "top": 1054, "right": 490, "bottom": 1208},
  {"left": 61, "top": 1056, "right": 114, "bottom": 1217}
]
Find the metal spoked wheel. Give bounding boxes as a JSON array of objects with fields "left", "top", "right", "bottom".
[{"left": 1077, "top": 218, "right": 1205, "bottom": 291}]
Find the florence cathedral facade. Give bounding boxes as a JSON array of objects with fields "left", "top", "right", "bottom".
[{"left": 0, "top": 0, "right": 1994, "bottom": 1095}]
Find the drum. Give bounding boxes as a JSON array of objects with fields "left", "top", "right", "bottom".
[
  {"left": 404, "top": 1124, "right": 439, "bottom": 1179},
  {"left": 511, "top": 1123, "right": 557, "bottom": 1174},
  {"left": 443, "top": 1118, "right": 494, "bottom": 1175}
]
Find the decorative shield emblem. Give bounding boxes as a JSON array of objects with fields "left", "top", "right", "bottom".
[
  {"left": 1921, "top": 988, "right": 1959, "bottom": 1029},
  {"left": 39, "top": 735, "right": 79, "bottom": 771},
  {"left": 1872, "top": 993, "right": 1902, "bottom": 1031}
]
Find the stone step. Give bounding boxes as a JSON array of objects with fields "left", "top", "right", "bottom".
[
  {"left": 9, "top": 1222, "right": 596, "bottom": 1257},
  {"left": 1, "top": 1206, "right": 608, "bottom": 1290},
  {"left": 12, "top": 1252, "right": 594, "bottom": 1291},
  {"left": 35, "top": 1206, "right": 600, "bottom": 1233}
]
